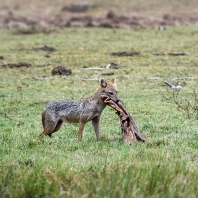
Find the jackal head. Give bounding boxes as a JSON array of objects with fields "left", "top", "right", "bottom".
[{"left": 99, "top": 78, "right": 120, "bottom": 103}]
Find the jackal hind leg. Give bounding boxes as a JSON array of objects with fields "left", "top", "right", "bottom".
[
  {"left": 39, "top": 119, "right": 62, "bottom": 138},
  {"left": 78, "top": 120, "right": 86, "bottom": 141},
  {"left": 49, "top": 120, "right": 63, "bottom": 136}
]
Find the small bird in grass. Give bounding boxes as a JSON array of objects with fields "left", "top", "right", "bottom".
[
  {"left": 158, "top": 26, "right": 167, "bottom": 31},
  {"left": 164, "top": 81, "right": 182, "bottom": 91}
]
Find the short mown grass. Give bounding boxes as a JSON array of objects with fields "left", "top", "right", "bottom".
[{"left": 0, "top": 26, "right": 198, "bottom": 198}]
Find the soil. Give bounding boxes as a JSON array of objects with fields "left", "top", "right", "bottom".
[
  {"left": 33, "top": 45, "right": 56, "bottom": 52},
  {"left": 151, "top": 51, "right": 187, "bottom": 56},
  {"left": 0, "top": 1, "right": 197, "bottom": 29},
  {"left": 51, "top": 66, "right": 72, "bottom": 76},
  {"left": 5, "top": 62, "right": 32, "bottom": 68},
  {"left": 110, "top": 51, "right": 139, "bottom": 57}
]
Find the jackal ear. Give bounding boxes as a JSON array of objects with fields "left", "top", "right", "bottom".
[
  {"left": 99, "top": 78, "right": 107, "bottom": 88},
  {"left": 111, "top": 77, "right": 116, "bottom": 85},
  {"left": 110, "top": 77, "right": 117, "bottom": 90}
]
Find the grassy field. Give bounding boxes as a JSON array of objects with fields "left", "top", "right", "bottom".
[{"left": 0, "top": 26, "right": 198, "bottom": 197}]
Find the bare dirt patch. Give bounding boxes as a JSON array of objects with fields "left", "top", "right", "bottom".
[
  {"left": 151, "top": 51, "right": 188, "bottom": 56},
  {"left": 51, "top": 66, "right": 72, "bottom": 76},
  {"left": 61, "top": 3, "right": 92, "bottom": 13},
  {"left": 0, "top": 1, "right": 197, "bottom": 29},
  {"left": 5, "top": 62, "right": 32, "bottom": 68},
  {"left": 13, "top": 27, "right": 55, "bottom": 35},
  {"left": 33, "top": 46, "right": 56, "bottom": 52},
  {"left": 110, "top": 51, "right": 140, "bottom": 57}
]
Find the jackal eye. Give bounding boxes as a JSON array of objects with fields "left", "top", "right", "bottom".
[{"left": 107, "top": 91, "right": 113, "bottom": 95}]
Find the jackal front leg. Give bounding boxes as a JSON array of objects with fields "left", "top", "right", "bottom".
[
  {"left": 92, "top": 116, "right": 101, "bottom": 141},
  {"left": 78, "top": 120, "right": 86, "bottom": 141}
]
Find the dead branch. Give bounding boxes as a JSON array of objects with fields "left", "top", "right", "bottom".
[
  {"left": 33, "top": 76, "right": 54, "bottom": 80},
  {"left": 82, "top": 78, "right": 98, "bottom": 81},
  {"left": 82, "top": 67, "right": 105, "bottom": 71},
  {"left": 172, "top": 77, "right": 198, "bottom": 81}
]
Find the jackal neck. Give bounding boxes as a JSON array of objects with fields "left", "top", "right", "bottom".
[{"left": 88, "top": 88, "right": 104, "bottom": 103}]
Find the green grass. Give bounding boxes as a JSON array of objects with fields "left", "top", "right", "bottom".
[{"left": 0, "top": 26, "right": 198, "bottom": 198}]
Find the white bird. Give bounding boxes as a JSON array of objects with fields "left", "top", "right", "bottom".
[
  {"left": 158, "top": 26, "right": 167, "bottom": 31},
  {"left": 164, "top": 81, "right": 182, "bottom": 91}
]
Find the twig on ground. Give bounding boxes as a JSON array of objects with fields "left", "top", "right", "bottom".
[
  {"left": 33, "top": 76, "right": 54, "bottom": 80},
  {"left": 148, "top": 77, "right": 161, "bottom": 80},
  {"left": 82, "top": 78, "right": 98, "bottom": 81},
  {"left": 82, "top": 67, "right": 105, "bottom": 71},
  {"left": 172, "top": 77, "right": 198, "bottom": 81}
]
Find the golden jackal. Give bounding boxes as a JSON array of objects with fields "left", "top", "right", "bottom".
[{"left": 39, "top": 78, "right": 119, "bottom": 140}]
